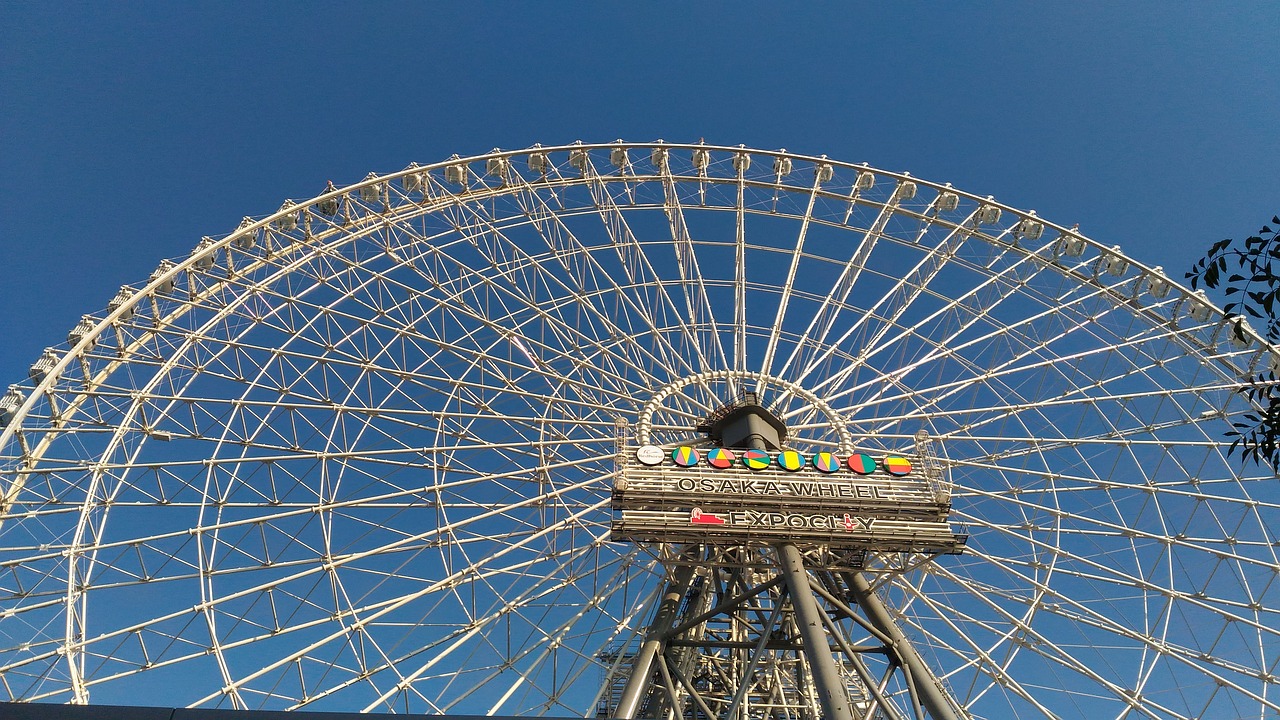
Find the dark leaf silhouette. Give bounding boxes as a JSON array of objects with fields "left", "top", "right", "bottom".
[{"left": 1188, "top": 219, "right": 1280, "bottom": 470}]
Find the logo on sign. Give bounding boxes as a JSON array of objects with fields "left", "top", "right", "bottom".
[
  {"left": 706, "top": 447, "right": 736, "bottom": 469},
  {"left": 883, "top": 456, "right": 912, "bottom": 476},
  {"left": 777, "top": 450, "right": 806, "bottom": 472},
  {"left": 632, "top": 445, "right": 913, "bottom": 477},
  {"left": 847, "top": 453, "right": 877, "bottom": 474},
  {"left": 741, "top": 448, "right": 771, "bottom": 471},
  {"left": 635, "top": 445, "right": 665, "bottom": 466},
  {"left": 684, "top": 508, "right": 876, "bottom": 531},
  {"left": 672, "top": 446, "right": 700, "bottom": 467},
  {"left": 813, "top": 452, "right": 840, "bottom": 473},
  {"left": 690, "top": 507, "right": 726, "bottom": 525}
]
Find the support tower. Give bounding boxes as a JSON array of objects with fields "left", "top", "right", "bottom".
[{"left": 608, "top": 390, "right": 966, "bottom": 720}]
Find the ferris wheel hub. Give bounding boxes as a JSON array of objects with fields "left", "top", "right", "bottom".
[{"left": 611, "top": 373, "right": 966, "bottom": 562}]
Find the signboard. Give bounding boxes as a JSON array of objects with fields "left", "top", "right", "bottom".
[{"left": 611, "top": 444, "right": 966, "bottom": 556}]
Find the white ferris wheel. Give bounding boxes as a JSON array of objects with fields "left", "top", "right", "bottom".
[{"left": 0, "top": 141, "right": 1278, "bottom": 719}]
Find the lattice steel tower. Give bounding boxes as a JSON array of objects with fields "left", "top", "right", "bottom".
[{"left": 607, "top": 371, "right": 965, "bottom": 719}]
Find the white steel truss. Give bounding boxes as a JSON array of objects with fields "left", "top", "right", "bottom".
[{"left": 0, "top": 142, "right": 1275, "bottom": 718}]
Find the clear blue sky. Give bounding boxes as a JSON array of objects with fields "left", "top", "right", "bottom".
[{"left": 2, "top": 2, "right": 1277, "bottom": 387}]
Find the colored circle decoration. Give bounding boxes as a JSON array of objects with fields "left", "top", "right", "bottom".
[
  {"left": 777, "top": 450, "right": 806, "bottom": 472},
  {"left": 812, "top": 452, "right": 841, "bottom": 473},
  {"left": 741, "top": 448, "right": 771, "bottom": 471},
  {"left": 672, "top": 446, "right": 700, "bottom": 467},
  {"left": 883, "top": 455, "right": 912, "bottom": 476},
  {"left": 635, "top": 444, "right": 664, "bottom": 466},
  {"left": 847, "top": 453, "right": 877, "bottom": 474},
  {"left": 706, "top": 447, "right": 736, "bottom": 469}
]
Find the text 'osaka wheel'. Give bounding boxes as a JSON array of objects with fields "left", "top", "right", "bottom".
[{"left": 1, "top": 142, "right": 1278, "bottom": 718}]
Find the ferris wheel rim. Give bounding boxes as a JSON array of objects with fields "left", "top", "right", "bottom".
[
  {"left": 7, "top": 140, "right": 1273, "bottom": 450},
  {"left": 0, "top": 141, "right": 1276, "bottom": 717}
]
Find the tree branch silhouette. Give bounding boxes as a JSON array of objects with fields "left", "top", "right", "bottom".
[{"left": 1187, "top": 218, "right": 1280, "bottom": 469}]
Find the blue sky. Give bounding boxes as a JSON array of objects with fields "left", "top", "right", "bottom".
[{"left": 2, "top": 2, "right": 1277, "bottom": 386}]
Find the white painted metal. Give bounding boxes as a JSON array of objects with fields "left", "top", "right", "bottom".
[{"left": 0, "top": 142, "right": 1276, "bottom": 718}]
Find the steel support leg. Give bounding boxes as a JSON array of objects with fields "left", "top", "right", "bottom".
[
  {"left": 845, "top": 572, "right": 960, "bottom": 720},
  {"left": 614, "top": 565, "right": 696, "bottom": 719},
  {"left": 778, "top": 543, "right": 855, "bottom": 720}
]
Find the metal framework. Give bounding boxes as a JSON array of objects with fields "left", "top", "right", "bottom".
[
  {"left": 0, "top": 142, "right": 1277, "bottom": 718},
  {"left": 606, "top": 393, "right": 963, "bottom": 720},
  {"left": 604, "top": 541, "right": 967, "bottom": 720}
]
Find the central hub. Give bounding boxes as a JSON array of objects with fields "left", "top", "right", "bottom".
[
  {"left": 697, "top": 392, "right": 788, "bottom": 452},
  {"left": 614, "top": 368, "right": 962, "bottom": 561},
  {"left": 613, "top": 371, "right": 966, "bottom": 565},
  {"left": 633, "top": 370, "right": 853, "bottom": 452}
]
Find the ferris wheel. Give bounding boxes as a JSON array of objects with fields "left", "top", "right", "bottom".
[{"left": 1, "top": 141, "right": 1278, "bottom": 719}]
